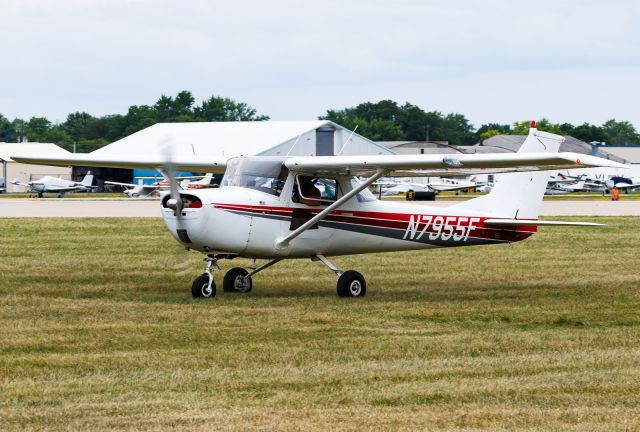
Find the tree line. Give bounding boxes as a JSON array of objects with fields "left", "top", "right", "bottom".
[
  {"left": 1, "top": 92, "right": 638, "bottom": 152},
  {"left": 321, "top": 100, "right": 640, "bottom": 145},
  {"left": 0, "top": 91, "right": 268, "bottom": 153}
]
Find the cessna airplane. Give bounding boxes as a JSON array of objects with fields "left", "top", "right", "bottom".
[
  {"left": 10, "top": 171, "right": 95, "bottom": 197},
  {"left": 12, "top": 124, "right": 626, "bottom": 298}
]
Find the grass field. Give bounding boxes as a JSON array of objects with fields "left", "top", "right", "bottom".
[{"left": 1, "top": 218, "right": 639, "bottom": 431}]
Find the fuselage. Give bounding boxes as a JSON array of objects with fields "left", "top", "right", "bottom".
[
  {"left": 161, "top": 171, "right": 536, "bottom": 259},
  {"left": 28, "top": 176, "right": 89, "bottom": 193}
]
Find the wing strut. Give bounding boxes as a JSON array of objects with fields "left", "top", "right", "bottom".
[{"left": 275, "top": 168, "right": 387, "bottom": 248}]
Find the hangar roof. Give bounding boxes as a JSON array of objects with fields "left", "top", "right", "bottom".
[
  {"left": 93, "top": 121, "right": 391, "bottom": 158},
  {"left": 377, "top": 135, "right": 628, "bottom": 163},
  {"left": 472, "top": 135, "right": 627, "bottom": 163},
  {"left": 601, "top": 146, "right": 640, "bottom": 163},
  {"left": 0, "top": 143, "right": 70, "bottom": 162}
]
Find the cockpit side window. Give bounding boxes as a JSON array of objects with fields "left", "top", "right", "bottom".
[{"left": 221, "top": 157, "right": 287, "bottom": 197}]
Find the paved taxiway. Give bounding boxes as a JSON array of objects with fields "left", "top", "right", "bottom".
[{"left": 1, "top": 198, "right": 639, "bottom": 217}]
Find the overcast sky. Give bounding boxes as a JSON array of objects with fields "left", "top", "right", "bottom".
[{"left": 1, "top": 0, "right": 639, "bottom": 129}]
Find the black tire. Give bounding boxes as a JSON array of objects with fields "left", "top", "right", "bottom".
[
  {"left": 191, "top": 273, "right": 216, "bottom": 298},
  {"left": 223, "top": 267, "right": 252, "bottom": 293},
  {"left": 337, "top": 270, "right": 366, "bottom": 297}
]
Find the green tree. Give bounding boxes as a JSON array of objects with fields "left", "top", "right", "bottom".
[
  {"left": 398, "top": 105, "right": 443, "bottom": 141},
  {"left": 601, "top": 119, "right": 640, "bottom": 144},
  {"left": 25, "top": 117, "right": 52, "bottom": 142},
  {"left": 479, "top": 129, "right": 502, "bottom": 141},
  {"left": 194, "top": 96, "right": 269, "bottom": 121},
  {"left": 476, "top": 123, "right": 511, "bottom": 140},
  {"left": 322, "top": 100, "right": 475, "bottom": 145},
  {"left": 438, "top": 113, "right": 476, "bottom": 145},
  {"left": 0, "top": 114, "right": 16, "bottom": 142},
  {"left": 351, "top": 118, "right": 405, "bottom": 141},
  {"left": 571, "top": 123, "right": 607, "bottom": 143}
]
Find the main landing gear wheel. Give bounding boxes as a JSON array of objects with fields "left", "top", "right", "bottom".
[
  {"left": 337, "top": 270, "right": 366, "bottom": 298},
  {"left": 223, "top": 267, "right": 252, "bottom": 293},
  {"left": 192, "top": 273, "right": 216, "bottom": 298}
]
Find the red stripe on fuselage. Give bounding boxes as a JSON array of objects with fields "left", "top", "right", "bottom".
[{"left": 211, "top": 203, "right": 537, "bottom": 242}]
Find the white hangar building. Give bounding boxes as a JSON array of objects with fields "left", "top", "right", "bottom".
[
  {"left": 79, "top": 121, "right": 394, "bottom": 185},
  {"left": 93, "top": 120, "right": 394, "bottom": 159},
  {"left": 0, "top": 143, "right": 72, "bottom": 192}
]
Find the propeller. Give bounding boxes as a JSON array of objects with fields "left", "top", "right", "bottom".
[
  {"left": 161, "top": 143, "right": 183, "bottom": 214},
  {"left": 160, "top": 140, "right": 197, "bottom": 276}
]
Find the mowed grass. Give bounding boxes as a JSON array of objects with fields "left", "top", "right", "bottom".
[{"left": 1, "top": 218, "right": 639, "bottom": 431}]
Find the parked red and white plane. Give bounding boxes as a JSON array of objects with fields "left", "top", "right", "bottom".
[{"left": 13, "top": 125, "right": 626, "bottom": 298}]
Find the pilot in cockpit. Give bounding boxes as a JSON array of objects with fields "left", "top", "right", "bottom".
[{"left": 293, "top": 176, "right": 321, "bottom": 206}]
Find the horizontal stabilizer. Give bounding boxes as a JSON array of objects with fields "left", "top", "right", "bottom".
[{"left": 484, "top": 219, "right": 605, "bottom": 227}]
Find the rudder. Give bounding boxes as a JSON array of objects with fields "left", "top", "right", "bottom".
[{"left": 454, "top": 127, "right": 565, "bottom": 219}]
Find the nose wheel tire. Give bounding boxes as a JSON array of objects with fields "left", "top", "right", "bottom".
[
  {"left": 192, "top": 273, "right": 216, "bottom": 298},
  {"left": 337, "top": 270, "right": 366, "bottom": 297},
  {"left": 223, "top": 267, "right": 253, "bottom": 293}
]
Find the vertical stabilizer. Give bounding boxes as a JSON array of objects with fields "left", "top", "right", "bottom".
[
  {"left": 453, "top": 127, "right": 565, "bottom": 219},
  {"left": 80, "top": 171, "right": 94, "bottom": 187}
]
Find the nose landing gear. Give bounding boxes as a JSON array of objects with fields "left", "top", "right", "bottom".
[{"left": 191, "top": 256, "right": 220, "bottom": 298}]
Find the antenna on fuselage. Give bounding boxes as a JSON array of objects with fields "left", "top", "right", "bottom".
[{"left": 337, "top": 125, "right": 358, "bottom": 156}]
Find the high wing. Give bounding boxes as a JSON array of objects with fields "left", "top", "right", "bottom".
[
  {"left": 285, "top": 152, "right": 627, "bottom": 177},
  {"left": 10, "top": 154, "right": 228, "bottom": 173}
]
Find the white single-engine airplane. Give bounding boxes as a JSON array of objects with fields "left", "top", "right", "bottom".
[
  {"left": 10, "top": 171, "right": 95, "bottom": 197},
  {"left": 12, "top": 125, "right": 626, "bottom": 298}
]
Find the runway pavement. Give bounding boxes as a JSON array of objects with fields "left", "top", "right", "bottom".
[{"left": 1, "top": 198, "right": 640, "bottom": 217}]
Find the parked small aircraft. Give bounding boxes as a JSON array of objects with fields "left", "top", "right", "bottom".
[
  {"left": 377, "top": 176, "right": 481, "bottom": 196},
  {"left": 605, "top": 176, "right": 640, "bottom": 191},
  {"left": 10, "top": 171, "right": 95, "bottom": 197},
  {"left": 13, "top": 125, "right": 626, "bottom": 298},
  {"left": 106, "top": 173, "right": 215, "bottom": 197}
]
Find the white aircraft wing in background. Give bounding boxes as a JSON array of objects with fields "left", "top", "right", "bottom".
[
  {"left": 9, "top": 179, "right": 30, "bottom": 187},
  {"left": 10, "top": 153, "right": 228, "bottom": 173},
  {"left": 103, "top": 181, "right": 141, "bottom": 188}
]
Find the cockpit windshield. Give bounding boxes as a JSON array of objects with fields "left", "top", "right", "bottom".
[{"left": 221, "top": 157, "right": 287, "bottom": 196}]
